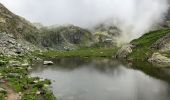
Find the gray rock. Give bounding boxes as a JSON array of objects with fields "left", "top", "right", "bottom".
[
  {"left": 0, "top": 32, "right": 37, "bottom": 56},
  {"left": 33, "top": 57, "right": 43, "bottom": 62},
  {"left": 151, "top": 33, "right": 170, "bottom": 52},
  {"left": 21, "top": 63, "right": 29, "bottom": 67},
  {"left": 148, "top": 52, "right": 170, "bottom": 67},
  {"left": 0, "top": 87, "right": 7, "bottom": 94},
  {"left": 116, "top": 44, "right": 133, "bottom": 59},
  {"left": 9, "top": 60, "right": 21, "bottom": 67},
  {"left": 43, "top": 61, "right": 54, "bottom": 65}
]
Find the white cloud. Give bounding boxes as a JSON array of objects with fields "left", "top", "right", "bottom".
[{"left": 0, "top": 0, "right": 169, "bottom": 42}]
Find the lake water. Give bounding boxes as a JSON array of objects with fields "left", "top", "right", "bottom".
[{"left": 30, "top": 58, "right": 170, "bottom": 100}]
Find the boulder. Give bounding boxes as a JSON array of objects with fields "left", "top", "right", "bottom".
[
  {"left": 148, "top": 52, "right": 170, "bottom": 67},
  {"left": 116, "top": 44, "right": 133, "bottom": 59},
  {"left": 43, "top": 61, "right": 54, "bottom": 65}
]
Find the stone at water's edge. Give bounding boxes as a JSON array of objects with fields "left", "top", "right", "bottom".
[
  {"left": 43, "top": 61, "right": 54, "bottom": 65},
  {"left": 148, "top": 52, "right": 170, "bottom": 67},
  {"left": 116, "top": 44, "right": 133, "bottom": 59}
]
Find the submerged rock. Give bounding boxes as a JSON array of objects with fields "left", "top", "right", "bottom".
[
  {"left": 116, "top": 44, "right": 133, "bottom": 59},
  {"left": 43, "top": 61, "right": 54, "bottom": 65},
  {"left": 148, "top": 52, "right": 170, "bottom": 67}
]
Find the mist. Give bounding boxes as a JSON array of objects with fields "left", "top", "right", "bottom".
[{"left": 0, "top": 0, "right": 169, "bottom": 42}]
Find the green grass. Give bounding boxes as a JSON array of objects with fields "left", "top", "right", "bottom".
[
  {"left": 36, "top": 48, "right": 118, "bottom": 58},
  {"left": 131, "top": 29, "right": 170, "bottom": 47},
  {"left": 128, "top": 29, "right": 170, "bottom": 60},
  {"left": 126, "top": 29, "right": 170, "bottom": 83},
  {"left": 0, "top": 93, "right": 6, "bottom": 100},
  {"left": 166, "top": 53, "right": 170, "bottom": 58},
  {"left": 161, "top": 52, "right": 170, "bottom": 58},
  {"left": 0, "top": 55, "right": 56, "bottom": 100}
]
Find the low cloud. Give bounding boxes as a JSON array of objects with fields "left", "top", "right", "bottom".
[{"left": 1, "top": 0, "right": 169, "bottom": 42}]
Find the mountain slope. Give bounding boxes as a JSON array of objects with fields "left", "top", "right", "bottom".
[
  {"left": 0, "top": 3, "right": 94, "bottom": 51},
  {"left": 39, "top": 25, "right": 93, "bottom": 50},
  {"left": 0, "top": 3, "right": 38, "bottom": 39},
  {"left": 126, "top": 29, "right": 170, "bottom": 67}
]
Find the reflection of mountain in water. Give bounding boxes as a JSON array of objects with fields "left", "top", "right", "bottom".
[
  {"left": 31, "top": 58, "right": 170, "bottom": 100},
  {"left": 32, "top": 58, "right": 170, "bottom": 83}
]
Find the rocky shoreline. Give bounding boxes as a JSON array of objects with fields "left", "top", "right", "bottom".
[{"left": 0, "top": 54, "right": 56, "bottom": 100}]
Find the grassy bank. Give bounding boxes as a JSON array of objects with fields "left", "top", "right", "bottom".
[
  {"left": 0, "top": 47, "right": 118, "bottom": 100},
  {"left": 128, "top": 29, "right": 170, "bottom": 61},
  {"left": 36, "top": 48, "right": 119, "bottom": 58},
  {"left": 0, "top": 55, "right": 56, "bottom": 100},
  {"left": 124, "top": 29, "right": 170, "bottom": 83}
]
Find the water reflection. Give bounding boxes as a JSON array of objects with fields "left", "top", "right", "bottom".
[{"left": 31, "top": 58, "right": 170, "bottom": 100}]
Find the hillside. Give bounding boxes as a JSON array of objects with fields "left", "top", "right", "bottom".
[
  {"left": 39, "top": 25, "right": 94, "bottom": 50},
  {"left": 0, "top": 3, "right": 41, "bottom": 55},
  {"left": 124, "top": 29, "right": 170, "bottom": 67},
  {"left": 0, "top": 3, "right": 38, "bottom": 39},
  {"left": 0, "top": 3, "right": 96, "bottom": 52}
]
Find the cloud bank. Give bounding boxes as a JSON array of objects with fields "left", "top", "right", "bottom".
[{"left": 0, "top": 0, "right": 169, "bottom": 42}]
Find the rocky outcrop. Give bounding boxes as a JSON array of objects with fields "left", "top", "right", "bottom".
[
  {"left": 151, "top": 33, "right": 170, "bottom": 52},
  {"left": 40, "top": 25, "right": 93, "bottom": 50},
  {"left": 148, "top": 53, "right": 170, "bottom": 67},
  {"left": 93, "top": 23, "right": 121, "bottom": 47},
  {"left": 94, "top": 23, "right": 121, "bottom": 36},
  {"left": 0, "top": 32, "right": 36, "bottom": 56},
  {"left": 116, "top": 44, "right": 133, "bottom": 59}
]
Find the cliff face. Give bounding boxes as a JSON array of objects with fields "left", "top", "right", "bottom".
[{"left": 39, "top": 25, "right": 94, "bottom": 50}]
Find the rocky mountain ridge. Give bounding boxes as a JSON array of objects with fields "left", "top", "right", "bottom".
[
  {"left": 0, "top": 3, "right": 95, "bottom": 53},
  {"left": 0, "top": 3, "right": 38, "bottom": 39}
]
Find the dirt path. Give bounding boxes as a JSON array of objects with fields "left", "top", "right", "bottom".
[{"left": 1, "top": 84, "right": 20, "bottom": 100}]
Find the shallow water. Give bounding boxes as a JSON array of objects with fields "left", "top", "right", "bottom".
[{"left": 30, "top": 58, "right": 170, "bottom": 100}]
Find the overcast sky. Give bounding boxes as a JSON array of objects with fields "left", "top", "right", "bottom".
[{"left": 0, "top": 0, "right": 169, "bottom": 41}]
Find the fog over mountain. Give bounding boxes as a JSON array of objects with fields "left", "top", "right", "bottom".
[{"left": 0, "top": 0, "right": 169, "bottom": 42}]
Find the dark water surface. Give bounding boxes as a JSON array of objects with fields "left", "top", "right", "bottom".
[{"left": 30, "top": 58, "right": 170, "bottom": 100}]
